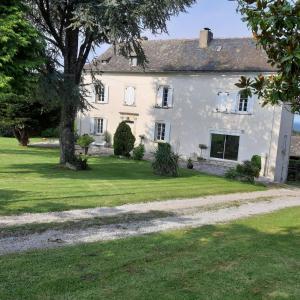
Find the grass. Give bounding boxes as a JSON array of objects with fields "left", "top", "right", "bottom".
[
  {"left": 0, "top": 207, "right": 299, "bottom": 299},
  {"left": 0, "top": 137, "right": 264, "bottom": 215}
]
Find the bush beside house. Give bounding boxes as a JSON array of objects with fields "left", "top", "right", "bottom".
[
  {"left": 225, "top": 155, "right": 262, "bottom": 183},
  {"left": 152, "top": 143, "right": 179, "bottom": 177},
  {"left": 113, "top": 122, "right": 135, "bottom": 157}
]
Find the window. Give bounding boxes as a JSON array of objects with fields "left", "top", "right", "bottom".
[
  {"left": 238, "top": 91, "right": 248, "bottom": 112},
  {"left": 95, "top": 118, "right": 104, "bottom": 135},
  {"left": 162, "top": 87, "right": 169, "bottom": 107},
  {"left": 124, "top": 86, "right": 135, "bottom": 106},
  {"left": 155, "top": 123, "right": 166, "bottom": 141},
  {"left": 95, "top": 84, "right": 105, "bottom": 103},
  {"left": 130, "top": 56, "right": 138, "bottom": 67},
  {"left": 156, "top": 86, "right": 173, "bottom": 108},
  {"left": 210, "top": 134, "right": 240, "bottom": 161}
]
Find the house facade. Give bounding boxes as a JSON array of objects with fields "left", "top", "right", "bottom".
[{"left": 78, "top": 29, "right": 294, "bottom": 182}]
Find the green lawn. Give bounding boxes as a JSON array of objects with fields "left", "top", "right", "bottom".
[
  {"left": 1, "top": 207, "right": 299, "bottom": 299},
  {"left": 0, "top": 138, "right": 264, "bottom": 215}
]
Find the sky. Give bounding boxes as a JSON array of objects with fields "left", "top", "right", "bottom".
[{"left": 92, "top": 0, "right": 299, "bottom": 129}]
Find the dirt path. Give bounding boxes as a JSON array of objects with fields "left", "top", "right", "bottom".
[
  {"left": 1, "top": 195, "right": 300, "bottom": 255},
  {"left": 1, "top": 188, "right": 299, "bottom": 228}
]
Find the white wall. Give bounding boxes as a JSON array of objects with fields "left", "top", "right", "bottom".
[{"left": 78, "top": 72, "right": 293, "bottom": 182}]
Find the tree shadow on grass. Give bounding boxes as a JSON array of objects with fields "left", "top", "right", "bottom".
[
  {"left": 0, "top": 161, "right": 201, "bottom": 181},
  {"left": 0, "top": 212, "right": 300, "bottom": 299}
]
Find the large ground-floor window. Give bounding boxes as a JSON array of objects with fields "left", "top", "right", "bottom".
[{"left": 210, "top": 133, "right": 240, "bottom": 161}]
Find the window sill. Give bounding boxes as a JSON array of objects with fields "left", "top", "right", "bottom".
[
  {"left": 154, "top": 106, "right": 173, "bottom": 109},
  {"left": 213, "top": 110, "right": 252, "bottom": 115},
  {"left": 209, "top": 157, "right": 239, "bottom": 163},
  {"left": 95, "top": 102, "right": 108, "bottom": 105},
  {"left": 123, "top": 104, "right": 136, "bottom": 107}
]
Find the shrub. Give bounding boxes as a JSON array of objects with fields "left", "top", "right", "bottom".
[
  {"left": 0, "top": 126, "right": 14, "bottom": 137},
  {"left": 225, "top": 158, "right": 261, "bottom": 183},
  {"left": 251, "top": 155, "right": 262, "bottom": 177},
  {"left": 41, "top": 127, "right": 59, "bottom": 138},
  {"left": 133, "top": 144, "right": 145, "bottom": 160},
  {"left": 187, "top": 158, "right": 193, "bottom": 169},
  {"left": 74, "top": 155, "right": 89, "bottom": 170},
  {"left": 113, "top": 122, "right": 136, "bottom": 157},
  {"left": 225, "top": 168, "right": 239, "bottom": 179},
  {"left": 104, "top": 131, "right": 112, "bottom": 147},
  {"left": 152, "top": 143, "right": 179, "bottom": 177},
  {"left": 77, "top": 134, "right": 95, "bottom": 155}
]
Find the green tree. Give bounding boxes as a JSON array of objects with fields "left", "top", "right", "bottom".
[
  {"left": 236, "top": 0, "right": 300, "bottom": 112},
  {"left": 0, "top": 0, "right": 49, "bottom": 146},
  {"left": 24, "top": 0, "right": 195, "bottom": 166}
]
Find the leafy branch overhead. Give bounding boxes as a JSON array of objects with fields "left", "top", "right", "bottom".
[
  {"left": 237, "top": 0, "right": 300, "bottom": 112},
  {"left": 24, "top": 0, "right": 196, "bottom": 165}
]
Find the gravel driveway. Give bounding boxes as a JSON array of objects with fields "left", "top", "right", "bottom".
[{"left": 1, "top": 190, "right": 300, "bottom": 255}]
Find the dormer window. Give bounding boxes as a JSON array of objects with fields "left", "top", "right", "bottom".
[
  {"left": 101, "top": 57, "right": 111, "bottom": 65},
  {"left": 130, "top": 56, "right": 138, "bottom": 67}
]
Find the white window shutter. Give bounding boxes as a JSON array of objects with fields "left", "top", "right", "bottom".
[
  {"left": 248, "top": 96, "right": 255, "bottom": 113},
  {"left": 165, "top": 122, "right": 171, "bottom": 142},
  {"left": 151, "top": 123, "right": 157, "bottom": 141},
  {"left": 90, "top": 118, "right": 95, "bottom": 135},
  {"left": 90, "top": 85, "right": 96, "bottom": 103},
  {"left": 103, "top": 118, "right": 108, "bottom": 133},
  {"left": 217, "top": 92, "right": 227, "bottom": 112},
  {"left": 167, "top": 87, "right": 174, "bottom": 107},
  {"left": 125, "top": 87, "right": 135, "bottom": 106},
  {"left": 156, "top": 86, "right": 163, "bottom": 107},
  {"left": 104, "top": 85, "right": 109, "bottom": 103},
  {"left": 227, "top": 92, "right": 238, "bottom": 112}
]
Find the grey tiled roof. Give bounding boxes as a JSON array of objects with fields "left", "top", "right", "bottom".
[{"left": 86, "top": 38, "right": 275, "bottom": 73}]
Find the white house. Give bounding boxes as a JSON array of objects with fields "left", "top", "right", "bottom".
[{"left": 78, "top": 28, "right": 294, "bottom": 182}]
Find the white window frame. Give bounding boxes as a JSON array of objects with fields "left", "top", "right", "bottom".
[
  {"left": 209, "top": 132, "right": 240, "bottom": 162},
  {"left": 155, "top": 122, "right": 166, "bottom": 142},
  {"left": 238, "top": 92, "right": 249, "bottom": 112},
  {"left": 156, "top": 86, "right": 173, "bottom": 109},
  {"left": 95, "top": 85, "right": 105, "bottom": 103},
  {"left": 95, "top": 118, "right": 104, "bottom": 135}
]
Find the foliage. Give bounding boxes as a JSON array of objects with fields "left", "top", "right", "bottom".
[
  {"left": 132, "top": 144, "right": 145, "bottom": 161},
  {"left": 77, "top": 134, "right": 95, "bottom": 155},
  {"left": 187, "top": 158, "right": 194, "bottom": 169},
  {"left": 0, "top": 0, "right": 60, "bottom": 146},
  {"left": 225, "top": 155, "right": 262, "bottom": 183},
  {"left": 251, "top": 155, "right": 262, "bottom": 177},
  {"left": 74, "top": 155, "right": 89, "bottom": 170},
  {"left": 113, "top": 122, "right": 136, "bottom": 157},
  {"left": 0, "top": 125, "right": 14, "bottom": 137},
  {"left": 23, "top": 0, "right": 196, "bottom": 164},
  {"left": 237, "top": 0, "right": 300, "bottom": 112},
  {"left": 152, "top": 143, "right": 179, "bottom": 177},
  {"left": 104, "top": 131, "right": 112, "bottom": 146},
  {"left": 41, "top": 128, "right": 59, "bottom": 138}
]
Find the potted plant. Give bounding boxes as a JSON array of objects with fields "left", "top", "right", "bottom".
[
  {"left": 187, "top": 158, "right": 194, "bottom": 169},
  {"left": 198, "top": 144, "right": 208, "bottom": 160},
  {"left": 77, "top": 134, "right": 95, "bottom": 155}
]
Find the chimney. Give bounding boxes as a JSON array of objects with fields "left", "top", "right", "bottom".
[{"left": 199, "top": 28, "right": 213, "bottom": 48}]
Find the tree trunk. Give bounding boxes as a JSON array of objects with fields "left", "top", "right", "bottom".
[
  {"left": 59, "top": 21, "right": 80, "bottom": 166},
  {"left": 59, "top": 102, "right": 77, "bottom": 164},
  {"left": 14, "top": 127, "right": 29, "bottom": 146}
]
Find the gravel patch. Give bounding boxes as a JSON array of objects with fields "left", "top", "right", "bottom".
[
  {"left": 1, "top": 189, "right": 299, "bottom": 228},
  {"left": 1, "top": 196, "right": 300, "bottom": 255}
]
